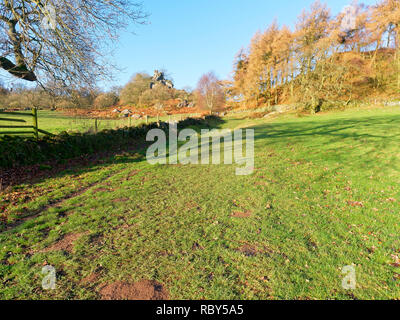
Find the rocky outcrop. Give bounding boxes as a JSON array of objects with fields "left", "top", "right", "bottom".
[
  {"left": 177, "top": 99, "right": 196, "bottom": 109},
  {"left": 150, "top": 70, "right": 174, "bottom": 89}
]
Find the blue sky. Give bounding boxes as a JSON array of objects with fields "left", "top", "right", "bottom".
[{"left": 110, "top": 0, "right": 378, "bottom": 91}]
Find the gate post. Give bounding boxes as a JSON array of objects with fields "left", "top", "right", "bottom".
[{"left": 32, "top": 108, "right": 39, "bottom": 140}]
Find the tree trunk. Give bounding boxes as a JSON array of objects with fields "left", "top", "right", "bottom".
[{"left": 0, "top": 57, "right": 36, "bottom": 81}]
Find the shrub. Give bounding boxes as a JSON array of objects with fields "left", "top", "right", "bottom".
[
  {"left": 93, "top": 92, "right": 119, "bottom": 109},
  {"left": 301, "top": 99, "right": 349, "bottom": 114}
]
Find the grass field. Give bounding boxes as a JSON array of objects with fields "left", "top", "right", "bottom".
[
  {"left": 0, "top": 110, "right": 194, "bottom": 135},
  {"left": 1, "top": 106, "right": 400, "bottom": 299}
]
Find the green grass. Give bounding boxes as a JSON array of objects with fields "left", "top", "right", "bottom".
[{"left": 1, "top": 106, "right": 400, "bottom": 299}]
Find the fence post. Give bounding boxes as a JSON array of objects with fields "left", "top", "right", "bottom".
[
  {"left": 146, "top": 115, "right": 148, "bottom": 124},
  {"left": 32, "top": 108, "right": 39, "bottom": 140},
  {"left": 95, "top": 118, "right": 98, "bottom": 133}
]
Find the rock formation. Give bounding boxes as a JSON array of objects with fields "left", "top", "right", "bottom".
[{"left": 150, "top": 70, "right": 174, "bottom": 89}]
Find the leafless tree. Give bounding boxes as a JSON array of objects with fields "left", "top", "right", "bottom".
[
  {"left": 196, "top": 71, "right": 225, "bottom": 114},
  {"left": 0, "top": 0, "right": 147, "bottom": 90}
]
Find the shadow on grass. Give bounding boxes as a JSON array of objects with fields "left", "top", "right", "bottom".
[
  {"left": 250, "top": 113, "right": 400, "bottom": 173},
  {"left": 0, "top": 142, "right": 148, "bottom": 190}
]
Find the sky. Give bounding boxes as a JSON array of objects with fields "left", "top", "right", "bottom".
[{"left": 110, "top": 0, "right": 379, "bottom": 91}]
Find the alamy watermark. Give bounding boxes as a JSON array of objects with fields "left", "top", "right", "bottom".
[
  {"left": 41, "top": 265, "right": 56, "bottom": 290},
  {"left": 40, "top": 3, "right": 57, "bottom": 30},
  {"left": 146, "top": 123, "right": 255, "bottom": 176},
  {"left": 341, "top": 265, "right": 356, "bottom": 290},
  {"left": 341, "top": 4, "right": 357, "bottom": 32}
]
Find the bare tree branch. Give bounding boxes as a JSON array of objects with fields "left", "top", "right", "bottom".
[{"left": 0, "top": 0, "right": 147, "bottom": 91}]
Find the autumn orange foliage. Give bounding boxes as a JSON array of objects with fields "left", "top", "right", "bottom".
[{"left": 230, "top": 0, "right": 400, "bottom": 111}]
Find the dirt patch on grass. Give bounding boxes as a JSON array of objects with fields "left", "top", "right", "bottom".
[
  {"left": 41, "top": 233, "right": 86, "bottom": 253},
  {"left": 237, "top": 244, "right": 259, "bottom": 257},
  {"left": 99, "top": 280, "right": 169, "bottom": 300},
  {"left": 81, "top": 272, "right": 101, "bottom": 285},
  {"left": 232, "top": 211, "right": 252, "bottom": 218},
  {"left": 124, "top": 170, "right": 141, "bottom": 181}
]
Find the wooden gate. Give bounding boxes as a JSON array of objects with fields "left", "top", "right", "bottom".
[{"left": 0, "top": 108, "right": 54, "bottom": 139}]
